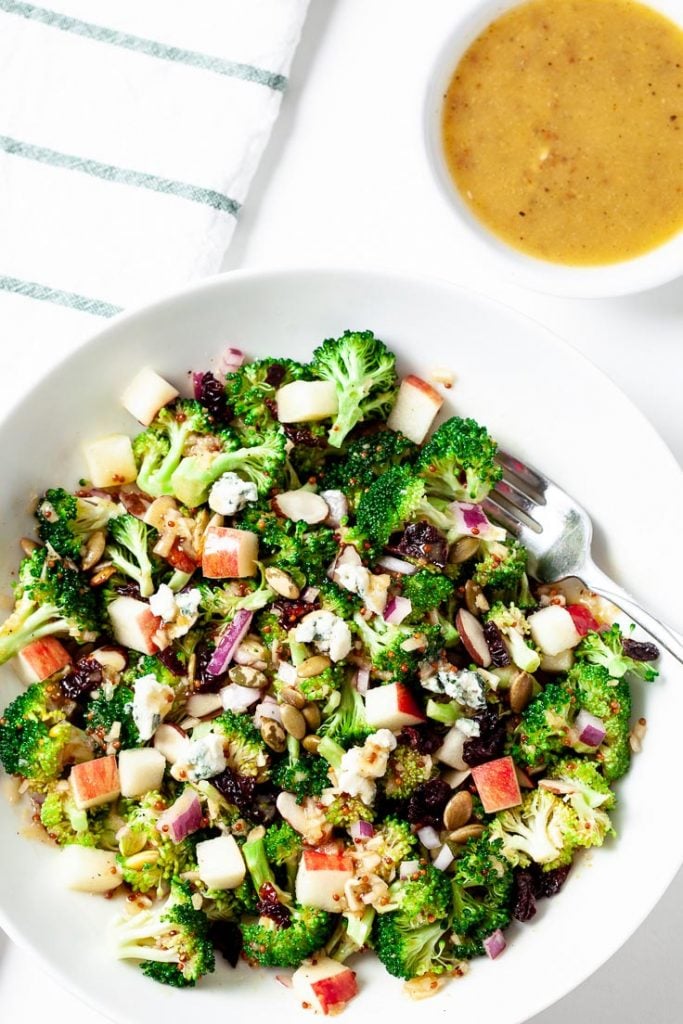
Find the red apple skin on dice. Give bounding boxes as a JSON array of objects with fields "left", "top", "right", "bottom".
[
  {"left": 471, "top": 756, "right": 522, "bottom": 813},
  {"left": 16, "top": 637, "right": 72, "bottom": 683},
  {"left": 292, "top": 957, "right": 358, "bottom": 1014},
  {"left": 364, "top": 681, "right": 426, "bottom": 731},
  {"left": 201, "top": 526, "right": 258, "bottom": 579},
  {"left": 295, "top": 848, "right": 354, "bottom": 912},
  {"left": 70, "top": 755, "right": 121, "bottom": 810}
]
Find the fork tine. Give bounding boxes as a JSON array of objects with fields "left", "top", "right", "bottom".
[
  {"left": 482, "top": 496, "right": 523, "bottom": 538},
  {"left": 494, "top": 476, "right": 540, "bottom": 521},
  {"left": 497, "top": 449, "right": 547, "bottom": 500}
]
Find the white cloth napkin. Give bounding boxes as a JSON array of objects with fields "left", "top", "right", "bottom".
[{"left": 0, "top": 0, "right": 309, "bottom": 350}]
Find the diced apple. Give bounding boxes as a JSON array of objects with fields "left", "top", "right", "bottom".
[
  {"left": 292, "top": 958, "right": 358, "bottom": 1015},
  {"left": 121, "top": 367, "right": 179, "bottom": 426},
  {"left": 70, "top": 755, "right": 120, "bottom": 810},
  {"left": 196, "top": 835, "right": 246, "bottom": 890},
  {"left": 118, "top": 747, "right": 166, "bottom": 798},
  {"left": 435, "top": 725, "right": 468, "bottom": 770},
  {"left": 202, "top": 526, "right": 258, "bottom": 579},
  {"left": 364, "top": 682, "right": 425, "bottom": 731},
  {"left": 540, "top": 649, "right": 575, "bottom": 673},
  {"left": 528, "top": 605, "right": 582, "bottom": 656},
  {"left": 60, "top": 845, "right": 123, "bottom": 894},
  {"left": 296, "top": 847, "right": 354, "bottom": 912},
  {"left": 276, "top": 380, "right": 339, "bottom": 423},
  {"left": 107, "top": 596, "right": 163, "bottom": 654},
  {"left": 153, "top": 723, "right": 190, "bottom": 764},
  {"left": 471, "top": 756, "right": 522, "bottom": 814},
  {"left": 15, "top": 637, "right": 72, "bottom": 683},
  {"left": 387, "top": 374, "right": 444, "bottom": 444},
  {"left": 83, "top": 434, "right": 137, "bottom": 488}
]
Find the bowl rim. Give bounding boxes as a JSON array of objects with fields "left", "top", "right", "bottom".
[{"left": 423, "top": 0, "right": 683, "bottom": 298}]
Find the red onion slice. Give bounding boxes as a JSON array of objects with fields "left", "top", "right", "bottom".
[
  {"left": 399, "top": 859, "right": 421, "bottom": 879},
  {"left": 217, "top": 347, "right": 246, "bottom": 377},
  {"left": 207, "top": 609, "right": 253, "bottom": 676},
  {"left": 192, "top": 371, "right": 204, "bottom": 400},
  {"left": 483, "top": 929, "right": 507, "bottom": 960},
  {"left": 576, "top": 709, "right": 606, "bottom": 747},
  {"left": 433, "top": 844, "right": 454, "bottom": 871},
  {"left": 376, "top": 554, "right": 418, "bottom": 576},
  {"left": 302, "top": 586, "right": 320, "bottom": 604},
  {"left": 417, "top": 825, "right": 441, "bottom": 850},
  {"left": 349, "top": 820, "right": 375, "bottom": 842},
  {"left": 384, "top": 595, "right": 412, "bottom": 625},
  {"left": 277, "top": 661, "right": 298, "bottom": 686},
  {"left": 219, "top": 683, "right": 263, "bottom": 713},
  {"left": 450, "top": 502, "right": 505, "bottom": 542},
  {"left": 355, "top": 667, "right": 370, "bottom": 694},
  {"left": 156, "top": 789, "right": 202, "bottom": 844}
]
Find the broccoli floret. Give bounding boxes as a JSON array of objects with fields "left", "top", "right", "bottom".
[
  {"left": 106, "top": 514, "right": 156, "bottom": 598},
  {"left": 40, "top": 784, "right": 118, "bottom": 848},
  {"left": 84, "top": 682, "right": 140, "bottom": 750},
  {"left": 401, "top": 568, "right": 455, "bottom": 615},
  {"left": 382, "top": 743, "right": 435, "bottom": 798},
  {"left": 199, "top": 881, "right": 257, "bottom": 922},
  {"left": 170, "top": 428, "right": 286, "bottom": 508},
  {"left": 264, "top": 820, "right": 302, "bottom": 892},
  {"left": 326, "top": 908, "right": 376, "bottom": 962},
  {"left": 474, "top": 539, "right": 528, "bottom": 592},
  {"left": 568, "top": 662, "right": 632, "bottom": 782},
  {"left": 486, "top": 601, "right": 540, "bottom": 673},
  {"left": 113, "top": 878, "right": 215, "bottom": 986},
  {"left": 211, "top": 711, "right": 270, "bottom": 781},
  {"left": 272, "top": 740, "right": 330, "bottom": 803},
  {"left": 416, "top": 416, "right": 502, "bottom": 503},
  {"left": 240, "top": 828, "right": 334, "bottom": 967},
  {"left": 324, "top": 794, "right": 375, "bottom": 828},
  {"left": 319, "top": 672, "right": 371, "bottom": 745},
  {"left": 353, "top": 611, "right": 432, "bottom": 681},
  {"left": 224, "top": 358, "right": 310, "bottom": 430},
  {"left": 576, "top": 624, "right": 659, "bottom": 682},
  {"left": 0, "top": 681, "right": 92, "bottom": 788},
  {"left": 124, "top": 654, "right": 180, "bottom": 691},
  {"left": 0, "top": 548, "right": 101, "bottom": 665},
  {"left": 393, "top": 861, "right": 452, "bottom": 924},
  {"left": 317, "top": 579, "right": 363, "bottom": 620},
  {"left": 355, "top": 466, "right": 454, "bottom": 550},
  {"left": 198, "top": 569, "right": 275, "bottom": 623},
  {"left": 116, "top": 791, "right": 198, "bottom": 895},
  {"left": 372, "top": 863, "right": 454, "bottom": 979},
  {"left": 238, "top": 509, "right": 339, "bottom": 586},
  {"left": 35, "top": 488, "right": 120, "bottom": 559},
  {"left": 319, "top": 430, "right": 417, "bottom": 506},
  {"left": 133, "top": 401, "right": 212, "bottom": 498},
  {"left": 286, "top": 422, "right": 331, "bottom": 484},
  {"left": 545, "top": 757, "right": 616, "bottom": 848},
  {"left": 311, "top": 330, "right": 397, "bottom": 448},
  {"left": 511, "top": 681, "right": 578, "bottom": 769},
  {"left": 488, "top": 789, "right": 579, "bottom": 870},
  {"left": 291, "top": 662, "right": 346, "bottom": 704},
  {"left": 449, "top": 836, "right": 514, "bottom": 959}
]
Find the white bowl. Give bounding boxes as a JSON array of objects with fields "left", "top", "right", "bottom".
[
  {"left": 0, "top": 267, "right": 682, "bottom": 1024},
  {"left": 425, "top": 0, "right": 683, "bottom": 297}
]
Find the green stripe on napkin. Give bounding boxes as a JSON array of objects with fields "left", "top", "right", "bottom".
[{"left": 0, "top": 275, "right": 122, "bottom": 316}]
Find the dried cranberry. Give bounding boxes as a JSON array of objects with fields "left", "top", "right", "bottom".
[
  {"left": 395, "top": 521, "right": 448, "bottom": 569},
  {"left": 60, "top": 658, "right": 103, "bottom": 702},
  {"left": 264, "top": 397, "right": 279, "bottom": 419},
  {"left": 114, "top": 581, "right": 142, "bottom": 599},
  {"left": 282, "top": 423, "right": 327, "bottom": 448},
  {"left": 483, "top": 621, "right": 511, "bottom": 667},
  {"left": 199, "top": 371, "right": 233, "bottom": 425},
  {"left": 212, "top": 767, "right": 257, "bottom": 817},
  {"left": 273, "top": 598, "right": 315, "bottom": 628},
  {"left": 193, "top": 640, "right": 226, "bottom": 692},
  {"left": 511, "top": 869, "right": 537, "bottom": 922},
  {"left": 622, "top": 637, "right": 660, "bottom": 662},
  {"left": 407, "top": 778, "right": 451, "bottom": 827},
  {"left": 256, "top": 883, "right": 292, "bottom": 928},
  {"left": 155, "top": 647, "right": 186, "bottom": 677},
  {"left": 398, "top": 725, "right": 443, "bottom": 755},
  {"left": 532, "top": 863, "right": 571, "bottom": 898},
  {"left": 265, "top": 364, "right": 288, "bottom": 388},
  {"left": 462, "top": 708, "right": 507, "bottom": 767},
  {"left": 208, "top": 920, "right": 243, "bottom": 967}
]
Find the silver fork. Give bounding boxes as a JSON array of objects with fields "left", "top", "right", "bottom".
[{"left": 482, "top": 450, "right": 683, "bottom": 665}]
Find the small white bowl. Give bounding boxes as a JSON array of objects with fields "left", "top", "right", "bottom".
[{"left": 424, "top": 0, "right": 683, "bottom": 297}]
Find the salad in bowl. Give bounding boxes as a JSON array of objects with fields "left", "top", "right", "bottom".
[{"left": 0, "top": 329, "right": 659, "bottom": 1014}]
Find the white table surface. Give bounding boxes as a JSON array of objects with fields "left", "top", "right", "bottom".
[{"left": 1, "top": 1, "right": 682, "bottom": 1021}]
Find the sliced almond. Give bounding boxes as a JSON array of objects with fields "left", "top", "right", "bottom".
[
  {"left": 273, "top": 489, "right": 329, "bottom": 525},
  {"left": 144, "top": 495, "right": 178, "bottom": 529}
]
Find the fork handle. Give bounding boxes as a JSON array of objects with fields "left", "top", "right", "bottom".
[{"left": 584, "top": 564, "right": 683, "bottom": 665}]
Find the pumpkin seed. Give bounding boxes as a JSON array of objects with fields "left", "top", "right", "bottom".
[
  {"left": 297, "top": 655, "right": 331, "bottom": 679},
  {"left": 509, "top": 671, "right": 534, "bottom": 714},
  {"left": 302, "top": 734, "right": 321, "bottom": 754},
  {"left": 302, "top": 703, "right": 321, "bottom": 730},
  {"left": 280, "top": 686, "right": 306, "bottom": 710},
  {"left": 260, "top": 718, "right": 287, "bottom": 753},
  {"left": 448, "top": 823, "right": 485, "bottom": 844},
  {"left": 281, "top": 704, "right": 307, "bottom": 740},
  {"left": 265, "top": 566, "right": 300, "bottom": 600},
  {"left": 229, "top": 664, "right": 268, "bottom": 688},
  {"left": 443, "top": 791, "right": 473, "bottom": 831}
]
